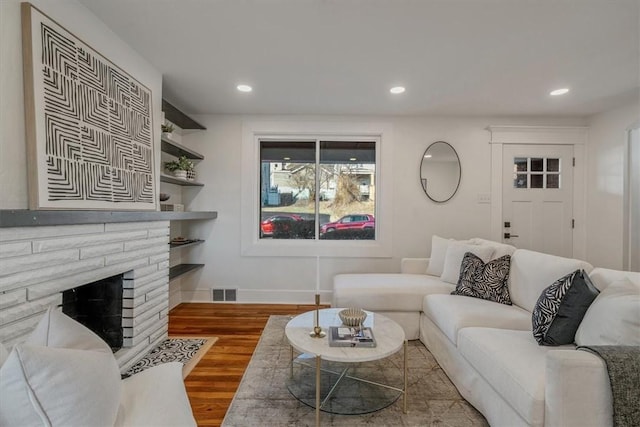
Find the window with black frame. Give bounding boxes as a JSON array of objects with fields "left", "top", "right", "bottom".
[{"left": 259, "top": 139, "right": 376, "bottom": 240}]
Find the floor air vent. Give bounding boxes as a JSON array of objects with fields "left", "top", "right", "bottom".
[{"left": 212, "top": 288, "right": 237, "bottom": 302}]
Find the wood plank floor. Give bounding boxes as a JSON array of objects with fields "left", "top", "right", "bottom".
[{"left": 168, "top": 302, "right": 327, "bottom": 427}]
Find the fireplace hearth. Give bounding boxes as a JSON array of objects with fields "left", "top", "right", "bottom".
[{"left": 62, "top": 274, "right": 124, "bottom": 351}]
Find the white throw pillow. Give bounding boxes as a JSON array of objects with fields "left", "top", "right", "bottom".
[
  {"left": 0, "top": 344, "right": 122, "bottom": 427},
  {"left": 0, "top": 308, "right": 122, "bottom": 426},
  {"left": 468, "top": 238, "right": 517, "bottom": 259},
  {"left": 27, "top": 307, "right": 111, "bottom": 352},
  {"left": 0, "top": 342, "right": 8, "bottom": 367},
  {"left": 575, "top": 278, "right": 640, "bottom": 346},
  {"left": 426, "top": 235, "right": 453, "bottom": 276},
  {"left": 440, "top": 242, "right": 495, "bottom": 284}
]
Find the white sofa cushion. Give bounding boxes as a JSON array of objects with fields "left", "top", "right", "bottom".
[
  {"left": 575, "top": 277, "right": 640, "bottom": 346},
  {"left": 422, "top": 294, "right": 531, "bottom": 345},
  {"left": 508, "top": 249, "right": 593, "bottom": 313},
  {"left": 0, "top": 344, "right": 122, "bottom": 427},
  {"left": 115, "top": 362, "right": 197, "bottom": 427},
  {"left": 401, "top": 258, "right": 431, "bottom": 274},
  {"left": 333, "top": 273, "right": 454, "bottom": 312},
  {"left": 426, "top": 235, "right": 453, "bottom": 276},
  {"left": 458, "top": 328, "right": 574, "bottom": 426},
  {"left": 440, "top": 242, "right": 494, "bottom": 284},
  {"left": 469, "top": 238, "right": 517, "bottom": 259}
]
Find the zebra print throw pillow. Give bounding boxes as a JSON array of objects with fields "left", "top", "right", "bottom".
[
  {"left": 451, "top": 252, "right": 512, "bottom": 305},
  {"left": 532, "top": 269, "right": 599, "bottom": 346}
]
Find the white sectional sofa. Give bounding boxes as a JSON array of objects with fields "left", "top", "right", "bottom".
[{"left": 333, "top": 238, "right": 640, "bottom": 427}]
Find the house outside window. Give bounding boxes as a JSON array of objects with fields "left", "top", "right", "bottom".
[{"left": 259, "top": 139, "right": 376, "bottom": 240}]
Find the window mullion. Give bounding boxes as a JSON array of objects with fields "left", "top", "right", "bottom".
[{"left": 315, "top": 139, "right": 320, "bottom": 241}]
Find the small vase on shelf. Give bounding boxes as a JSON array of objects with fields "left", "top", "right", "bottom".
[
  {"left": 161, "top": 123, "right": 175, "bottom": 140},
  {"left": 173, "top": 170, "right": 187, "bottom": 180}
]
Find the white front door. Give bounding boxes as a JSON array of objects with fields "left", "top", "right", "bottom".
[
  {"left": 502, "top": 144, "right": 574, "bottom": 257},
  {"left": 626, "top": 126, "right": 640, "bottom": 271}
]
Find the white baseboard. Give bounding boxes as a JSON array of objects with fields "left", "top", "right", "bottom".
[
  {"left": 180, "top": 289, "right": 333, "bottom": 305},
  {"left": 181, "top": 289, "right": 214, "bottom": 302}
]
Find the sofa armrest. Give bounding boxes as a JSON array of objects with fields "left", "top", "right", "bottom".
[
  {"left": 545, "top": 350, "right": 612, "bottom": 427},
  {"left": 400, "top": 258, "right": 430, "bottom": 274}
]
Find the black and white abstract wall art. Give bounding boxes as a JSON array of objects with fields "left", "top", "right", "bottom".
[{"left": 22, "top": 3, "right": 157, "bottom": 210}]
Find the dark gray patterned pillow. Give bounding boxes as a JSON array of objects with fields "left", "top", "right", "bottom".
[
  {"left": 451, "top": 252, "right": 512, "bottom": 305},
  {"left": 532, "top": 269, "right": 599, "bottom": 346}
]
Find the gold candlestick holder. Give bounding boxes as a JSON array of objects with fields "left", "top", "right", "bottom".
[{"left": 309, "top": 293, "right": 326, "bottom": 338}]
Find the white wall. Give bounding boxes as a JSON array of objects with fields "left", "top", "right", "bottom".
[
  {"left": 586, "top": 100, "right": 640, "bottom": 269},
  {"left": 2, "top": 0, "right": 630, "bottom": 301},
  {"left": 178, "top": 114, "right": 587, "bottom": 303},
  {"left": 0, "top": 0, "right": 162, "bottom": 209}
]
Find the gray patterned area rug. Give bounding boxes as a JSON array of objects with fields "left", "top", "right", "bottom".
[
  {"left": 222, "top": 316, "right": 487, "bottom": 426},
  {"left": 123, "top": 336, "right": 217, "bottom": 379}
]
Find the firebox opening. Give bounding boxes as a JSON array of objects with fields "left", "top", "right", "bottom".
[{"left": 61, "top": 273, "right": 124, "bottom": 352}]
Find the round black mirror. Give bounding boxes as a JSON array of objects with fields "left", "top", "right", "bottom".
[{"left": 420, "top": 141, "right": 461, "bottom": 203}]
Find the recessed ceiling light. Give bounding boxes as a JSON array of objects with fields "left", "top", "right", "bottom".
[
  {"left": 237, "top": 84, "right": 253, "bottom": 92},
  {"left": 424, "top": 154, "right": 432, "bottom": 158},
  {"left": 283, "top": 157, "right": 290, "bottom": 161},
  {"left": 550, "top": 88, "right": 569, "bottom": 96},
  {"left": 390, "top": 86, "right": 406, "bottom": 94},
  {"left": 349, "top": 157, "right": 357, "bottom": 161}
]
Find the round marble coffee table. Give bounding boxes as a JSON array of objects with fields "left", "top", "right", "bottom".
[{"left": 285, "top": 308, "right": 407, "bottom": 426}]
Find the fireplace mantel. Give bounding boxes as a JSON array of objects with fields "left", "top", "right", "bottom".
[{"left": 0, "top": 210, "right": 217, "bottom": 227}]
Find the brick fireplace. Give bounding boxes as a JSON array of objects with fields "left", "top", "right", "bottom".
[{"left": 0, "top": 220, "right": 171, "bottom": 371}]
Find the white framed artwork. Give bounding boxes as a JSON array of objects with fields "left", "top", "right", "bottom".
[{"left": 21, "top": 3, "right": 157, "bottom": 210}]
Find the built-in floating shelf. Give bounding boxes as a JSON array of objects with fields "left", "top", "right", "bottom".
[
  {"left": 161, "top": 136, "right": 204, "bottom": 160},
  {"left": 0, "top": 210, "right": 217, "bottom": 227},
  {"left": 169, "top": 239, "right": 205, "bottom": 250},
  {"left": 172, "top": 211, "right": 217, "bottom": 221},
  {"left": 169, "top": 263, "right": 204, "bottom": 281},
  {"left": 162, "top": 99, "right": 206, "bottom": 130},
  {"left": 160, "top": 174, "right": 205, "bottom": 186}
]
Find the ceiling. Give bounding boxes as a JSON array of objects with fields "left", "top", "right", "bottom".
[{"left": 78, "top": 0, "right": 639, "bottom": 117}]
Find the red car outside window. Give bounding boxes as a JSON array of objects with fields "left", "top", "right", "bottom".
[
  {"left": 319, "top": 214, "right": 374, "bottom": 235},
  {"left": 260, "top": 214, "right": 304, "bottom": 237}
]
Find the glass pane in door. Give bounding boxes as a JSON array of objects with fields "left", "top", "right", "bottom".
[
  {"left": 531, "top": 158, "right": 544, "bottom": 172},
  {"left": 531, "top": 174, "right": 543, "bottom": 188},
  {"left": 514, "top": 174, "right": 527, "bottom": 188},
  {"left": 514, "top": 158, "right": 528, "bottom": 172},
  {"left": 547, "top": 174, "right": 560, "bottom": 188},
  {"left": 547, "top": 158, "right": 560, "bottom": 172}
]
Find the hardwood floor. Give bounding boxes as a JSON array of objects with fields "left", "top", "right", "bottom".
[{"left": 168, "top": 302, "right": 325, "bottom": 427}]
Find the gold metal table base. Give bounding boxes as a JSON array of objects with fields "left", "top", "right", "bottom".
[{"left": 288, "top": 341, "right": 408, "bottom": 426}]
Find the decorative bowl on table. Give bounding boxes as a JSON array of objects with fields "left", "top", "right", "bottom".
[{"left": 339, "top": 308, "right": 367, "bottom": 327}]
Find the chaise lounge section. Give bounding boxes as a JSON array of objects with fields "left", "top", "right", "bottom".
[{"left": 333, "top": 237, "right": 639, "bottom": 427}]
